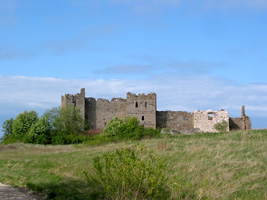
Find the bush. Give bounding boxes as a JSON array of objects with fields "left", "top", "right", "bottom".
[
  {"left": 102, "top": 116, "right": 160, "bottom": 141},
  {"left": 85, "top": 145, "right": 170, "bottom": 199},
  {"left": 214, "top": 120, "right": 228, "bottom": 132},
  {"left": 103, "top": 117, "right": 123, "bottom": 137}
]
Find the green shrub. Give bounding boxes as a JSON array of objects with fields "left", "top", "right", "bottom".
[
  {"left": 85, "top": 145, "right": 170, "bottom": 199},
  {"left": 103, "top": 117, "right": 123, "bottom": 137},
  {"left": 214, "top": 120, "right": 228, "bottom": 132},
  {"left": 102, "top": 116, "right": 160, "bottom": 142}
]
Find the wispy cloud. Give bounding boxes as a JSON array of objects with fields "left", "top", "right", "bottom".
[
  {"left": 94, "top": 60, "right": 225, "bottom": 76},
  {"left": 94, "top": 65, "right": 153, "bottom": 75},
  {"left": 0, "top": 75, "right": 267, "bottom": 119},
  {"left": 167, "top": 60, "right": 226, "bottom": 74}
]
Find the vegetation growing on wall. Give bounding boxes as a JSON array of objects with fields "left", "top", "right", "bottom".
[{"left": 214, "top": 120, "right": 228, "bottom": 132}]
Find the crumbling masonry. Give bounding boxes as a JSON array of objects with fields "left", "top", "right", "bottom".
[{"left": 61, "top": 88, "right": 252, "bottom": 133}]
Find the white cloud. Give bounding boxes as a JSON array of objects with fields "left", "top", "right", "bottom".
[{"left": 0, "top": 74, "right": 266, "bottom": 133}]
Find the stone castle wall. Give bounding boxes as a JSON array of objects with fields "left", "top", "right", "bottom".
[
  {"left": 229, "top": 105, "right": 252, "bottom": 130},
  {"left": 85, "top": 97, "right": 126, "bottom": 130},
  {"left": 193, "top": 110, "right": 229, "bottom": 132},
  {"left": 126, "top": 92, "right": 157, "bottom": 129},
  {"left": 156, "top": 111, "right": 194, "bottom": 133},
  {"left": 61, "top": 89, "right": 251, "bottom": 132},
  {"left": 61, "top": 88, "right": 85, "bottom": 120}
]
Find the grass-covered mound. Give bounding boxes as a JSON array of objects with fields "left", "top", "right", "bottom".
[{"left": 0, "top": 130, "right": 266, "bottom": 199}]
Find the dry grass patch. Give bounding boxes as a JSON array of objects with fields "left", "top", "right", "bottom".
[{"left": 0, "top": 130, "right": 266, "bottom": 199}]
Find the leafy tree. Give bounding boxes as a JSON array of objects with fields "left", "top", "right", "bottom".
[
  {"left": 1, "top": 118, "right": 14, "bottom": 143},
  {"left": 61, "top": 105, "right": 84, "bottom": 135},
  {"left": 27, "top": 116, "right": 51, "bottom": 144},
  {"left": 103, "top": 117, "right": 123, "bottom": 137},
  {"left": 44, "top": 106, "right": 84, "bottom": 136},
  {"left": 2, "top": 118, "right": 14, "bottom": 136},
  {"left": 43, "top": 107, "right": 62, "bottom": 131},
  {"left": 12, "top": 110, "right": 38, "bottom": 141}
]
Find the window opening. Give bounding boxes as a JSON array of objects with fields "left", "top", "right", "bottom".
[
  {"left": 135, "top": 101, "right": 138, "bottom": 108},
  {"left": 208, "top": 112, "right": 213, "bottom": 120},
  {"left": 142, "top": 116, "right": 144, "bottom": 121},
  {"left": 145, "top": 101, "right": 148, "bottom": 107}
]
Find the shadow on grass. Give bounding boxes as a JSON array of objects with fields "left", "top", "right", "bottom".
[{"left": 26, "top": 177, "right": 105, "bottom": 200}]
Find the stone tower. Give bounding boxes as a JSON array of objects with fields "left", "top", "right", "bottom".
[
  {"left": 61, "top": 88, "right": 85, "bottom": 120},
  {"left": 126, "top": 92, "right": 157, "bottom": 129}
]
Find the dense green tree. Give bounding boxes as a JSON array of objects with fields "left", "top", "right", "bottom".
[
  {"left": 27, "top": 116, "right": 51, "bottom": 144},
  {"left": 1, "top": 118, "right": 14, "bottom": 143},
  {"left": 44, "top": 106, "right": 84, "bottom": 135},
  {"left": 12, "top": 110, "right": 38, "bottom": 141},
  {"left": 2, "top": 118, "right": 14, "bottom": 136},
  {"left": 43, "top": 107, "right": 62, "bottom": 130},
  {"left": 61, "top": 105, "right": 84, "bottom": 135},
  {"left": 103, "top": 117, "right": 124, "bottom": 137}
]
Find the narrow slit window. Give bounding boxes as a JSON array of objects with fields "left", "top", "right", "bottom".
[
  {"left": 135, "top": 101, "right": 138, "bottom": 108},
  {"left": 142, "top": 116, "right": 144, "bottom": 121},
  {"left": 145, "top": 101, "right": 148, "bottom": 107}
]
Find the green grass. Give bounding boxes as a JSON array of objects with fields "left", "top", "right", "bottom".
[{"left": 0, "top": 130, "right": 266, "bottom": 199}]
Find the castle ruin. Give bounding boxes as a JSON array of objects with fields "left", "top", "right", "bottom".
[{"left": 61, "top": 88, "right": 252, "bottom": 133}]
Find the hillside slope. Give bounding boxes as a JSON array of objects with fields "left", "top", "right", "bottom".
[{"left": 0, "top": 130, "right": 266, "bottom": 199}]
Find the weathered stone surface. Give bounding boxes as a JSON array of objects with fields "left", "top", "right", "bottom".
[
  {"left": 61, "top": 89, "right": 251, "bottom": 132},
  {"left": 230, "top": 106, "right": 252, "bottom": 130},
  {"left": 193, "top": 110, "right": 229, "bottom": 132}
]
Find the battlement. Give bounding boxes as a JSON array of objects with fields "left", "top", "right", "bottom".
[
  {"left": 127, "top": 92, "right": 156, "bottom": 100},
  {"left": 61, "top": 89, "right": 251, "bottom": 133}
]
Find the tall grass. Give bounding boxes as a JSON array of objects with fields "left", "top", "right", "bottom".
[{"left": 0, "top": 130, "right": 266, "bottom": 199}]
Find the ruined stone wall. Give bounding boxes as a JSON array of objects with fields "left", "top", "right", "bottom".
[
  {"left": 230, "top": 117, "right": 252, "bottom": 130},
  {"left": 229, "top": 106, "right": 252, "bottom": 131},
  {"left": 62, "top": 89, "right": 252, "bottom": 133},
  {"left": 126, "top": 92, "right": 156, "bottom": 129},
  {"left": 61, "top": 88, "right": 85, "bottom": 120},
  {"left": 193, "top": 110, "right": 229, "bottom": 132},
  {"left": 85, "top": 97, "right": 126, "bottom": 130},
  {"left": 156, "top": 111, "right": 194, "bottom": 133}
]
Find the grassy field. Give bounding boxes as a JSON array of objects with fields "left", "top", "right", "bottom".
[{"left": 0, "top": 130, "right": 266, "bottom": 199}]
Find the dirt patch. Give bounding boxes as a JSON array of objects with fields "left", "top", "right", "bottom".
[{"left": 0, "top": 182, "right": 46, "bottom": 200}]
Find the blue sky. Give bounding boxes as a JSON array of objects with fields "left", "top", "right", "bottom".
[{"left": 1, "top": 0, "right": 267, "bottom": 137}]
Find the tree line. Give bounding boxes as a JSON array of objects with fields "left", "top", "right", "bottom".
[{"left": 1, "top": 106, "right": 160, "bottom": 145}]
